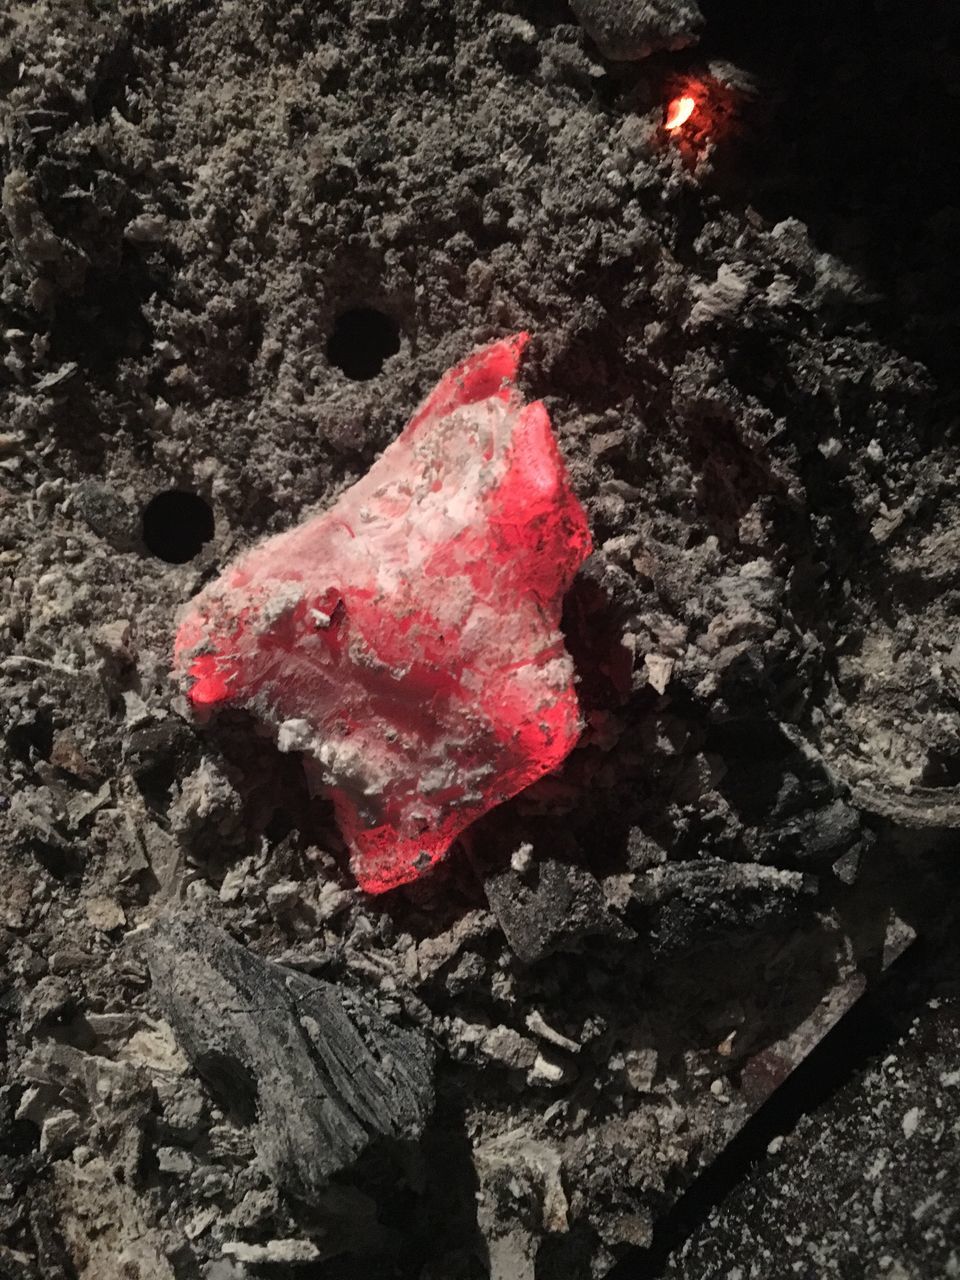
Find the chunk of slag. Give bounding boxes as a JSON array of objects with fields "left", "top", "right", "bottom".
[{"left": 175, "top": 334, "right": 592, "bottom": 893}]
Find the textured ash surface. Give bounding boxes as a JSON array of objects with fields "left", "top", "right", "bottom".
[
  {"left": 1, "top": 1, "right": 959, "bottom": 1278},
  {"left": 662, "top": 928, "right": 960, "bottom": 1280}
]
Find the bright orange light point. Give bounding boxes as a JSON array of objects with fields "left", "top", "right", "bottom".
[{"left": 665, "top": 95, "right": 696, "bottom": 131}]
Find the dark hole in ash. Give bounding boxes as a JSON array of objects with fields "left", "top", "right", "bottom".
[
  {"left": 142, "top": 490, "right": 215, "bottom": 564},
  {"left": 327, "top": 306, "right": 400, "bottom": 380},
  {"left": 7, "top": 708, "right": 53, "bottom": 767}
]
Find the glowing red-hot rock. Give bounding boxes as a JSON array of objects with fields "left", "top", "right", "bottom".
[{"left": 175, "top": 334, "right": 592, "bottom": 893}]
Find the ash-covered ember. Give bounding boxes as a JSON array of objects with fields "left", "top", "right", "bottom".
[{"left": 175, "top": 334, "right": 592, "bottom": 892}]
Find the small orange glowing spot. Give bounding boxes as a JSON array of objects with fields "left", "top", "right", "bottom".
[{"left": 664, "top": 95, "right": 696, "bottom": 131}]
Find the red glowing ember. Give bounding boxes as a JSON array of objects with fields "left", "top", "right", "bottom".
[
  {"left": 175, "top": 335, "right": 592, "bottom": 893},
  {"left": 664, "top": 94, "right": 696, "bottom": 131}
]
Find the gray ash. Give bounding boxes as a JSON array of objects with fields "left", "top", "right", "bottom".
[{"left": 1, "top": 1, "right": 959, "bottom": 1278}]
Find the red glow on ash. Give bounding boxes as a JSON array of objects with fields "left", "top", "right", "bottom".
[{"left": 664, "top": 95, "right": 696, "bottom": 131}]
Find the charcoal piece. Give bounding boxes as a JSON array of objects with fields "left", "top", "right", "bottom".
[
  {"left": 832, "top": 847, "right": 861, "bottom": 885},
  {"left": 144, "top": 916, "right": 433, "bottom": 1197},
  {"left": 122, "top": 717, "right": 199, "bottom": 803},
  {"left": 569, "top": 0, "right": 703, "bottom": 59},
  {"left": 482, "top": 859, "right": 629, "bottom": 964},
  {"left": 633, "top": 859, "right": 814, "bottom": 957},
  {"left": 780, "top": 797, "right": 866, "bottom": 867},
  {"left": 710, "top": 720, "right": 870, "bottom": 868},
  {"left": 74, "top": 480, "right": 139, "bottom": 549}
]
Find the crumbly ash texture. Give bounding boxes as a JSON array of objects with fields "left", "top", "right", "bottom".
[{"left": 175, "top": 335, "right": 591, "bottom": 891}]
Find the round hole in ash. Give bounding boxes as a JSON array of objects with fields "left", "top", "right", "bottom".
[
  {"left": 326, "top": 306, "right": 400, "bottom": 380},
  {"left": 142, "top": 490, "right": 214, "bottom": 564}
]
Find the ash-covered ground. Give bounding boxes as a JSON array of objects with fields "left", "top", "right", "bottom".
[{"left": 1, "top": 2, "right": 959, "bottom": 1278}]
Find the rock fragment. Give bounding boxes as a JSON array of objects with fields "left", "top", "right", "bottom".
[
  {"left": 482, "top": 855, "right": 629, "bottom": 963},
  {"left": 175, "top": 335, "right": 591, "bottom": 893}
]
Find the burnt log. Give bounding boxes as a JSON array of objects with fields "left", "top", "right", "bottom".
[{"left": 144, "top": 916, "right": 434, "bottom": 1199}]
